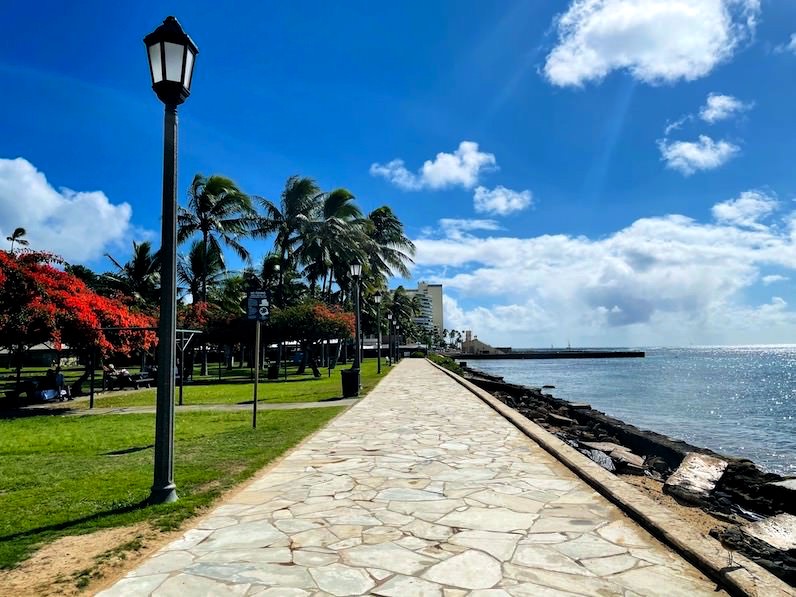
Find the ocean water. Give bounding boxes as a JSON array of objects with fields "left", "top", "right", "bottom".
[{"left": 469, "top": 346, "right": 796, "bottom": 476}]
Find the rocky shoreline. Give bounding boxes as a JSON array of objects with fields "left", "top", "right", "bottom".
[{"left": 460, "top": 363, "right": 796, "bottom": 586}]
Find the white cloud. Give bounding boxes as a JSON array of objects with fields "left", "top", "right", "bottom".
[
  {"left": 473, "top": 185, "right": 533, "bottom": 216},
  {"left": 774, "top": 33, "right": 796, "bottom": 54},
  {"left": 370, "top": 141, "right": 496, "bottom": 190},
  {"left": 700, "top": 93, "right": 752, "bottom": 123},
  {"left": 414, "top": 190, "right": 796, "bottom": 346},
  {"left": 762, "top": 275, "right": 788, "bottom": 285},
  {"left": 711, "top": 190, "right": 777, "bottom": 230},
  {"left": 544, "top": 0, "right": 760, "bottom": 87},
  {"left": 0, "top": 157, "right": 134, "bottom": 262},
  {"left": 658, "top": 135, "right": 740, "bottom": 175},
  {"left": 438, "top": 219, "right": 502, "bottom": 240}
]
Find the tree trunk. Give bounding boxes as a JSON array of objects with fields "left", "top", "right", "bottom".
[
  {"left": 296, "top": 342, "right": 309, "bottom": 375},
  {"left": 309, "top": 343, "right": 321, "bottom": 378},
  {"left": 200, "top": 231, "right": 209, "bottom": 375}
]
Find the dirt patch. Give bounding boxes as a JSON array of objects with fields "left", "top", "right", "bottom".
[
  {"left": 0, "top": 523, "right": 183, "bottom": 596},
  {"left": 622, "top": 474, "right": 729, "bottom": 537}
]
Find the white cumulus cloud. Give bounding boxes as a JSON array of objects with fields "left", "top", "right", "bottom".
[
  {"left": 370, "top": 141, "right": 496, "bottom": 190},
  {"left": 414, "top": 190, "right": 796, "bottom": 346},
  {"left": 700, "top": 93, "right": 752, "bottom": 123},
  {"left": 762, "top": 275, "right": 788, "bottom": 285},
  {"left": 774, "top": 33, "right": 796, "bottom": 54},
  {"left": 0, "top": 157, "right": 135, "bottom": 263},
  {"left": 711, "top": 190, "right": 777, "bottom": 229},
  {"left": 658, "top": 135, "right": 740, "bottom": 175},
  {"left": 473, "top": 185, "right": 533, "bottom": 216},
  {"left": 544, "top": 0, "right": 760, "bottom": 87}
]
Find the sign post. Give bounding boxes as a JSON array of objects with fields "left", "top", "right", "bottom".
[{"left": 247, "top": 291, "right": 270, "bottom": 429}]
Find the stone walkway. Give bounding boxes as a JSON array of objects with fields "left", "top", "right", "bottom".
[{"left": 99, "top": 359, "right": 723, "bottom": 596}]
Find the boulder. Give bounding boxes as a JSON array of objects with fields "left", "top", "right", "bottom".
[
  {"left": 741, "top": 513, "right": 796, "bottom": 551},
  {"left": 610, "top": 448, "right": 645, "bottom": 468},
  {"left": 582, "top": 449, "right": 616, "bottom": 472},
  {"left": 664, "top": 452, "right": 728, "bottom": 504},
  {"left": 548, "top": 413, "right": 576, "bottom": 426}
]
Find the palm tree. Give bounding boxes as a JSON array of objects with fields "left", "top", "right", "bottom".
[
  {"left": 297, "top": 188, "right": 370, "bottom": 300},
  {"left": 6, "top": 227, "right": 29, "bottom": 252},
  {"left": 365, "top": 206, "right": 415, "bottom": 280},
  {"left": 178, "top": 174, "right": 255, "bottom": 303},
  {"left": 177, "top": 240, "right": 225, "bottom": 303},
  {"left": 104, "top": 241, "right": 160, "bottom": 306}
]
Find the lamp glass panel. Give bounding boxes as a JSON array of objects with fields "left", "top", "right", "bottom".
[
  {"left": 148, "top": 44, "right": 163, "bottom": 83},
  {"left": 183, "top": 49, "right": 195, "bottom": 89},
  {"left": 350, "top": 264, "right": 362, "bottom": 277},
  {"left": 163, "top": 42, "right": 185, "bottom": 82}
]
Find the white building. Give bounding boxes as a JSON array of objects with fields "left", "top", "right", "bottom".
[{"left": 405, "top": 282, "right": 443, "bottom": 338}]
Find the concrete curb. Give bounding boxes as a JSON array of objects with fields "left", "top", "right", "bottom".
[{"left": 426, "top": 358, "right": 793, "bottom": 597}]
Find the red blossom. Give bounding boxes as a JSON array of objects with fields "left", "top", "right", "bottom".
[{"left": 0, "top": 250, "right": 156, "bottom": 357}]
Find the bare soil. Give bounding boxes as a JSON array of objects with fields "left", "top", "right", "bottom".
[
  {"left": 622, "top": 474, "right": 729, "bottom": 538},
  {"left": 0, "top": 523, "right": 184, "bottom": 596}
]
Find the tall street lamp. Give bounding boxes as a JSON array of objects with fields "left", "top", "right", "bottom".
[
  {"left": 374, "top": 292, "right": 382, "bottom": 374},
  {"left": 386, "top": 311, "right": 393, "bottom": 365},
  {"left": 144, "top": 16, "right": 198, "bottom": 505},
  {"left": 350, "top": 260, "right": 362, "bottom": 374},
  {"left": 395, "top": 323, "right": 401, "bottom": 363}
]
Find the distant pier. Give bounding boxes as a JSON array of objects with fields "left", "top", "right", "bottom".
[{"left": 452, "top": 349, "right": 645, "bottom": 360}]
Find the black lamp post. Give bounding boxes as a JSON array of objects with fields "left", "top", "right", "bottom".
[
  {"left": 374, "top": 292, "right": 382, "bottom": 374},
  {"left": 395, "top": 323, "right": 401, "bottom": 362},
  {"left": 144, "top": 16, "right": 198, "bottom": 505},
  {"left": 386, "top": 311, "right": 393, "bottom": 365},
  {"left": 350, "top": 260, "right": 362, "bottom": 373}
]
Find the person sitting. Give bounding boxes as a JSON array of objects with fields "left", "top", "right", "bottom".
[{"left": 55, "top": 366, "right": 71, "bottom": 401}]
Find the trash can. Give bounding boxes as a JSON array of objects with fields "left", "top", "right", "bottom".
[
  {"left": 267, "top": 364, "right": 279, "bottom": 379},
  {"left": 340, "top": 368, "right": 360, "bottom": 398}
]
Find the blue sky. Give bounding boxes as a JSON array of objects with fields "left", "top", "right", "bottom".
[{"left": 2, "top": 0, "right": 796, "bottom": 346}]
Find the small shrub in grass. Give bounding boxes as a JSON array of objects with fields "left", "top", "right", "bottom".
[
  {"left": 428, "top": 353, "right": 464, "bottom": 375},
  {"left": 410, "top": 351, "right": 426, "bottom": 358}
]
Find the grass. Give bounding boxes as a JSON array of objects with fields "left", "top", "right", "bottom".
[
  {"left": 70, "top": 358, "right": 386, "bottom": 409},
  {"left": 0, "top": 407, "right": 343, "bottom": 569}
]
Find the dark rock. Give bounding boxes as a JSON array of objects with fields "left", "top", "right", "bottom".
[
  {"left": 548, "top": 413, "right": 576, "bottom": 426},
  {"left": 581, "top": 449, "right": 616, "bottom": 472}
]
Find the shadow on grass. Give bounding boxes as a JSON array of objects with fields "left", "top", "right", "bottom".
[
  {"left": 0, "top": 407, "right": 77, "bottom": 420},
  {"left": 102, "top": 445, "right": 154, "bottom": 456},
  {"left": 0, "top": 498, "right": 151, "bottom": 543}
]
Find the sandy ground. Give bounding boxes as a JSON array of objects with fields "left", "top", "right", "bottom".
[
  {"left": 622, "top": 474, "right": 729, "bottom": 538},
  {"left": 0, "top": 523, "right": 181, "bottom": 596}
]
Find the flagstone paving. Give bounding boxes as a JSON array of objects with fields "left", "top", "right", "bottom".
[{"left": 98, "top": 359, "right": 723, "bottom": 596}]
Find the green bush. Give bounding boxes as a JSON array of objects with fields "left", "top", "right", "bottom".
[
  {"left": 427, "top": 353, "right": 464, "bottom": 375},
  {"left": 410, "top": 351, "right": 426, "bottom": 358}
]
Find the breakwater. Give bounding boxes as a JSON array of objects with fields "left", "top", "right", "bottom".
[{"left": 453, "top": 349, "right": 645, "bottom": 359}]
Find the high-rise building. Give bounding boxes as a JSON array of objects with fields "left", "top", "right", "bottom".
[{"left": 405, "top": 281, "right": 443, "bottom": 337}]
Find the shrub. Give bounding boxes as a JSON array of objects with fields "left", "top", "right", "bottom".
[
  {"left": 410, "top": 351, "right": 426, "bottom": 358},
  {"left": 428, "top": 353, "right": 464, "bottom": 375}
]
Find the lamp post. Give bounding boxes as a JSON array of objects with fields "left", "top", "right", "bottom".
[
  {"left": 386, "top": 311, "right": 393, "bottom": 366},
  {"left": 374, "top": 292, "right": 382, "bottom": 374},
  {"left": 350, "top": 260, "right": 362, "bottom": 373},
  {"left": 395, "top": 323, "right": 401, "bottom": 363},
  {"left": 144, "top": 16, "right": 198, "bottom": 505}
]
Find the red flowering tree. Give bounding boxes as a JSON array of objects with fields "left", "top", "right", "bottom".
[
  {"left": 268, "top": 300, "right": 355, "bottom": 377},
  {"left": 0, "top": 250, "right": 156, "bottom": 390}
]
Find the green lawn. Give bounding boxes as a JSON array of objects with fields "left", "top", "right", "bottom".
[
  {"left": 0, "top": 407, "right": 343, "bottom": 569},
  {"left": 71, "top": 358, "right": 387, "bottom": 409}
]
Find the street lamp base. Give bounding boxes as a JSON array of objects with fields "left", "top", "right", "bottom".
[{"left": 149, "top": 484, "right": 178, "bottom": 504}]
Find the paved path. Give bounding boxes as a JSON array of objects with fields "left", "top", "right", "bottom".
[{"left": 99, "top": 359, "right": 722, "bottom": 596}]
